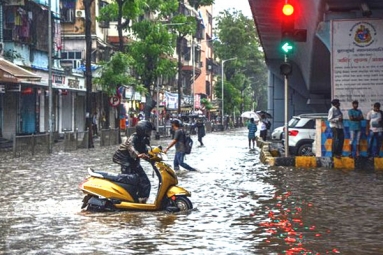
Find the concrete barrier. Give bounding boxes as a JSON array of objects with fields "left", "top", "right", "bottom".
[{"left": 259, "top": 141, "right": 383, "bottom": 171}]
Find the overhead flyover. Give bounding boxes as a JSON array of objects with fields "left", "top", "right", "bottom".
[{"left": 248, "top": 0, "right": 383, "bottom": 123}]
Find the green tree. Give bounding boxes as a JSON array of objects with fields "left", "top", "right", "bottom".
[
  {"left": 214, "top": 9, "right": 267, "bottom": 119},
  {"left": 97, "top": 0, "right": 179, "bottom": 120},
  {"left": 128, "top": 20, "right": 179, "bottom": 118},
  {"left": 93, "top": 52, "right": 145, "bottom": 95}
]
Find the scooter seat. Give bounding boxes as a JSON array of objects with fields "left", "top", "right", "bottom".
[{"left": 93, "top": 171, "right": 139, "bottom": 186}]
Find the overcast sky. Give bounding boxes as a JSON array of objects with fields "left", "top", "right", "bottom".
[{"left": 212, "top": 0, "right": 252, "bottom": 17}]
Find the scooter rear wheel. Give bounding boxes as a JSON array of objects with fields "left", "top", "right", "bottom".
[{"left": 175, "top": 197, "right": 193, "bottom": 211}]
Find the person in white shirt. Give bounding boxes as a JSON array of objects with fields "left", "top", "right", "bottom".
[
  {"left": 328, "top": 99, "right": 344, "bottom": 159},
  {"left": 259, "top": 114, "right": 268, "bottom": 141},
  {"left": 366, "top": 102, "right": 383, "bottom": 158}
]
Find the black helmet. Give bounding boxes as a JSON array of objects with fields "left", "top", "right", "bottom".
[{"left": 136, "top": 120, "right": 155, "bottom": 137}]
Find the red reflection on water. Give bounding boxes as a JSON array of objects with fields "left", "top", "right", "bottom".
[{"left": 255, "top": 190, "right": 341, "bottom": 254}]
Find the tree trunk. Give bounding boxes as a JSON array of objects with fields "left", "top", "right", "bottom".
[
  {"left": 84, "top": 0, "right": 94, "bottom": 148},
  {"left": 177, "top": 36, "right": 182, "bottom": 115}
]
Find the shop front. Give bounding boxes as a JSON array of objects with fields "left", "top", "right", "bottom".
[{"left": 0, "top": 59, "right": 42, "bottom": 139}]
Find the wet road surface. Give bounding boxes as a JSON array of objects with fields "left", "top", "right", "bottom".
[{"left": 1, "top": 128, "right": 383, "bottom": 254}]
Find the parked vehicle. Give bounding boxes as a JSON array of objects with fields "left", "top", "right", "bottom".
[
  {"left": 284, "top": 113, "right": 328, "bottom": 156},
  {"left": 271, "top": 126, "right": 284, "bottom": 140}
]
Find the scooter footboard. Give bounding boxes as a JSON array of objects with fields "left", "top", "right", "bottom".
[{"left": 167, "top": 186, "right": 191, "bottom": 197}]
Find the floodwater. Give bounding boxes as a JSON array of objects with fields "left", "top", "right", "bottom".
[{"left": 1, "top": 129, "right": 383, "bottom": 254}]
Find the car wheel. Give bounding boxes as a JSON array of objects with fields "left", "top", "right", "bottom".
[{"left": 297, "top": 143, "right": 314, "bottom": 156}]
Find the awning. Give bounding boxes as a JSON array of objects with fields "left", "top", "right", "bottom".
[{"left": 0, "top": 59, "right": 41, "bottom": 83}]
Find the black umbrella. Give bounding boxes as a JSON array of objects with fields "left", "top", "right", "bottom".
[{"left": 256, "top": 110, "right": 273, "bottom": 119}]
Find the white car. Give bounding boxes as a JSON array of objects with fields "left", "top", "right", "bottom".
[
  {"left": 284, "top": 113, "right": 328, "bottom": 156},
  {"left": 271, "top": 126, "right": 284, "bottom": 140}
]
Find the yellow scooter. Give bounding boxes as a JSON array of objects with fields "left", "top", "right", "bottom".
[{"left": 79, "top": 146, "right": 192, "bottom": 212}]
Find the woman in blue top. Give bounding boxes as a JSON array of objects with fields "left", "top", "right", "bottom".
[{"left": 247, "top": 118, "right": 258, "bottom": 149}]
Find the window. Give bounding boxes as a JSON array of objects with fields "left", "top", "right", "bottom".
[
  {"left": 61, "top": 51, "right": 82, "bottom": 69},
  {"left": 61, "top": 0, "right": 76, "bottom": 23}
]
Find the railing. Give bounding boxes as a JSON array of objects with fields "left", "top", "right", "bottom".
[
  {"left": 63, "top": 130, "right": 89, "bottom": 151},
  {"left": 13, "top": 133, "right": 50, "bottom": 157},
  {"left": 100, "top": 128, "right": 119, "bottom": 147}
]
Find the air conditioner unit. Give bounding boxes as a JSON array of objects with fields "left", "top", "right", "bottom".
[
  {"left": 75, "top": 59, "right": 82, "bottom": 68},
  {"left": 76, "top": 10, "right": 85, "bottom": 18}
]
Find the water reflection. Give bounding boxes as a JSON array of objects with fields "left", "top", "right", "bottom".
[{"left": 1, "top": 130, "right": 383, "bottom": 254}]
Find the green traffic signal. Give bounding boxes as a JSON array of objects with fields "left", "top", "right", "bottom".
[{"left": 281, "top": 41, "right": 294, "bottom": 54}]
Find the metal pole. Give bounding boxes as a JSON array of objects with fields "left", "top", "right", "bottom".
[
  {"left": 48, "top": 0, "right": 53, "bottom": 153},
  {"left": 155, "top": 77, "right": 160, "bottom": 140},
  {"left": 284, "top": 54, "right": 289, "bottom": 157},
  {"left": 221, "top": 60, "right": 224, "bottom": 126},
  {"left": 192, "top": 39, "right": 195, "bottom": 114}
]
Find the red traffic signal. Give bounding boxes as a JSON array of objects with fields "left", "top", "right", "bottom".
[
  {"left": 280, "top": 2, "right": 306, "bottom": 43},
  {"left": 282, "top": 3, "right": 294, "bottom": 16},
  {"left": 281, "top": 3, "right": 295, "bottom": 37}
]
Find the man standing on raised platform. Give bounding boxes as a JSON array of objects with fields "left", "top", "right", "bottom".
[
  {"left": 328, "top": 99, "right": 344, "bottom": 159},
  {"left": 366, "top": 102, "right": 383, "bottom": 158},
  {"left": 348, "top": 100, "right": 364, "bottom": 157}
]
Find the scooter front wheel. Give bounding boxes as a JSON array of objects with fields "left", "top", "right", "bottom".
[{"left": 175, "top": 196, "right": 193, "bottom": 211}]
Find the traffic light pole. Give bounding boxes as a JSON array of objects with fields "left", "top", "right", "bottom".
[{"left": 284, "top": 54, "right": 289, "bottom": 157}]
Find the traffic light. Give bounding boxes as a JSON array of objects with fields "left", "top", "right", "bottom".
[
  {"left": 281, "top": 41, "right": 294, "bottom": 54},
  {"left": 281, "top": 3, "right": 295, "bottom": 40},
  {"left": 280, "top": 61, "right": 292, "bottom": 76},
  {"left": 281, "top": 2, "right": 307, "bottom": 43}
]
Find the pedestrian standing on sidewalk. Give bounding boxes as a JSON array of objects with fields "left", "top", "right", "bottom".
[
  {"left": 366, "top": 102, "right": 383, "bottom": 158},
  {"left": 259, "top": 114, "right": 268, "bottom": 141},
  {"left": 92, "top": 111, "right": 99, "bottom": 137},
  {"left": 328, "top": 99, "right": 344, "bottom": 159},
  {"left": 164, "top": 119, "right": 197, "bottom": 172},
  {"left": 347, "top": 100, "right": 364, "bottom": 157},
  {"left": 247, "top": 118, "right": 257, "bottom": 149}
]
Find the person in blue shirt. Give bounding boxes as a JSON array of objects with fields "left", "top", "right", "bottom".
[
  {"left": 348, "top": 100, "right": 364, "bottom": 157},
  {"left": 247, "top": 118, "right": 258, "bottom": 149}
]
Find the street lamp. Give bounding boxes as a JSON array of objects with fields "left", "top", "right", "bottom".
[
  {"left": 221, "top": 57, "right": 237, "bottom": 127},
  {"left": 155, "top": 76, "right": 162, "bottom": 140}
]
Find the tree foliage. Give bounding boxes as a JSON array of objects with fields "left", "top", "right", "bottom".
[
  {"left": 214, "top": 9, "right": 268, "bottom": 117},
  {"left": 93, "top": 52, "right": 146, "bottom": 95},
  {"left": 129, "top": 20, "right": 178, "bottom": 90}
]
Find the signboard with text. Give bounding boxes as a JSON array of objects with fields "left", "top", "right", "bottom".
[{"left": 331, "top": 19, "right": 383, "bottom": 116}]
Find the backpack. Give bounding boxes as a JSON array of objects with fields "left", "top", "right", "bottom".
[
  {"left": 184, "top": 131, "right": 193, "bottom": 155},
  {"left": 380, "top": 111, "right": 383, "bottom": 127},
  {"left": 265, "top": 120, "right": 271, "bottom": 130}
]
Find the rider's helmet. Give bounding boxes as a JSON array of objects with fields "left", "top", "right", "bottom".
[{"left": 136, "top": 120, "right": 155, "bottom": 137}]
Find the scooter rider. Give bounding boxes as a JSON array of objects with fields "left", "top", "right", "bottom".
[{"left": 113, "top": 120, "right": 154, "bottom": 203}]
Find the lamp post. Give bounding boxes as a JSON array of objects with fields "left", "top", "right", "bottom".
[
  {"left": 48, "top": 0, "right": 53, "bottom": 152},
  {"left": 221, "top": 57, "right": 237, "bottom": 128},
  {"left": 155, "top": 76, "right": 161, "bottom": 140},
  {"left": 191, "top": 39, "right": 195, "bottom": 114}
]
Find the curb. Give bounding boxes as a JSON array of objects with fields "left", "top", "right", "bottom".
[{"left": 260, "top": 150, "right": 383, "bottom": 171}]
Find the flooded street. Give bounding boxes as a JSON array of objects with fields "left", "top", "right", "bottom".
[{"left": 1, "top": 128, "right": 383, "bottom": 254}]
